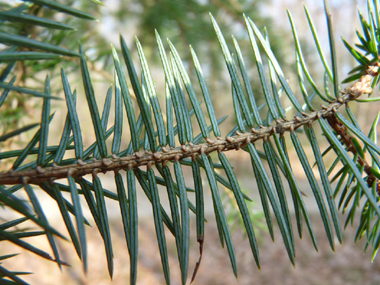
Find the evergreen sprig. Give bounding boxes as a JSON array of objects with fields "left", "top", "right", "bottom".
[{"left": 1, "top": 0, "right": 380, "bottom": 284}]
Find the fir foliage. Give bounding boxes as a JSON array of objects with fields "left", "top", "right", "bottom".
[{"left": 1, "top": 0, "right": 380, "bottom": 284}]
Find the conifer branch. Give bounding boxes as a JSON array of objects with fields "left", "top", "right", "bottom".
[{"left": 1, "top": 64, "right": 378, "bottom": 186}]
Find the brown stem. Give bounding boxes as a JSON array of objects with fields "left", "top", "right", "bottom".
[
  {"left": 326, "top": 63, "right": 380, "bottom": 195},
  {"left": 0, "top": 64, "right": 379, "bottom": 186},
  {"left": 327, "top": 113, "right": 380, "bottom": 195}
]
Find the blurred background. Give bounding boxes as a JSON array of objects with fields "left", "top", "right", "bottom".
[{"left": 2, "top": 0, "right": 380, "bottom": 284}]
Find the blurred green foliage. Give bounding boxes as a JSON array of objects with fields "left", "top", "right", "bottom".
[{"left": 1, "top": 0, "right": 287, "bottom": 143}]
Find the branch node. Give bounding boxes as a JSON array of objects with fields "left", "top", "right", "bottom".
[
  {"left": 241, "top": 136, "right": 250, "bottom": 148},
  {"left": 22, "top": 176, "right": 31, "bottom": 185},
  {"left": 67, "top": 168, "right": 76, "bottom": 177},
  {"left": 364, "top": 86, "right": 373, "bottom": 94},
  {"left": 206, "top": 138, "right": 215, "bottom": 144},
  {"left": 102, "top": 158, "right": 112, "bottom": 167},
  {"left": 226, "top": 137, "right": 234, "bottom": 143},
  {"left": 174, "top": 154, "right": 181, "bottom": 162},
  {"left": 153, "top": 152, "right": 162, "bottom": 160},
  {"left": 181, "top": 145, "right": 190, "bottom": 152},
  {"left": 147, "top": 161, "right": 154, "bottom": 170},
  {"left": 36, "top": 166, "right": 45, "bottom": 174},
  {"left": 92, "top": 168, "right": 101, "bottom": 176}
]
